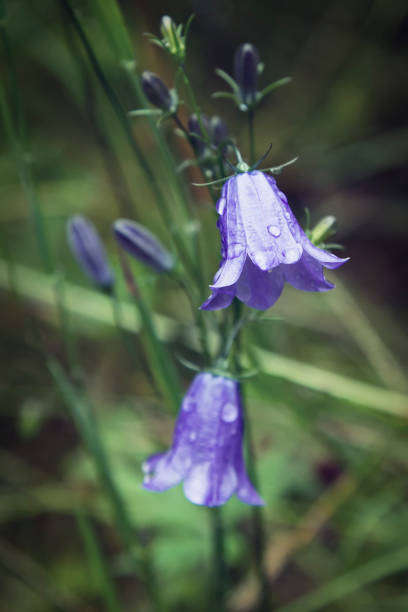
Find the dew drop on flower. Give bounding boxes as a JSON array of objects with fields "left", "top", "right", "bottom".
[
  {"left": 189, "top": 431, "right": 197, "bottom": 442},
  {"left": 282, "top": 246, "right": 300, "bottom": 263},
  {"left": 183, "top": 398, "right": 196, "bottom": 411},
  {"left": 267, "top": 225, "right": 281, "bottom": 237},
  {"left": 222, "top": 402, "right": 238, "bottom": 423}
]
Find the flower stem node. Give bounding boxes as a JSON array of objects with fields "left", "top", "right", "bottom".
[
  {"left": 67, "top": 215, "right": 114, "bottom": 290},
  {"left": 113, "top": 219, "right": 174, "bottom": 273},
  {"left": 142, "top": 373, "right": 264, "bottom": 507},
  {"left": 200, "top": 171, "right": 349, "bottom": 311}
]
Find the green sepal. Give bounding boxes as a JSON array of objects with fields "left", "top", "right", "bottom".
[
  {"left": 128, "top": 109, "right": 162, "bottom": 117},
  {"left": 215, "top": 68, "right": 241, "bottom": 95},
  {"left": 258, "top": 76, "right": 292, "bottom": 101},
  {"left": 176, "top": 354, "right": 202, "bottom": 372}
]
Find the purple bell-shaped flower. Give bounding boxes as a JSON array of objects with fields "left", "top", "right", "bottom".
[
  {"left": 201, "top": 171, "right": 348, "bottom": 310},
  {"left": 142, "top": 373, "right": 264, "bottom": 507}
]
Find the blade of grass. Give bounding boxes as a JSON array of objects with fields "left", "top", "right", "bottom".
[{"left": 76, "top": 512, "right": 121, "bottom": 612}]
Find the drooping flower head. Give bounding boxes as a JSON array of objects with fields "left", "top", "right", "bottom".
[
  {"left": 142, "top": 373, "right": 264, "bottom": 507},
  {"left": 67, "top": 215, "right": 114, "bottom": 290},
  {"left": 201, "top": 171, "right": 348, "bottom": 310}
]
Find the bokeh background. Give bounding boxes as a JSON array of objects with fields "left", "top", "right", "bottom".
[{"left": 1, "top": 0, "right": 408, "bottom": 610}]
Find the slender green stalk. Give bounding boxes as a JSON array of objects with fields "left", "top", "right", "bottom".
[
  {"left": 76, "top": 512, "right": 121, "bottom": 612},
  {"left": 53, "top": 270, "right": 83, "bottom": 382},
  {"left": 233, "top": 300, "right": 270, "bottom": 610},
  {"left": 135, "top": 290, "right": 182, "bottom": 413},
  {"left": 209, "top": 507, "right": 226, "bottom": 611},
  {"left": 248, "top": 109, "right": 255, "bottom": 166}
]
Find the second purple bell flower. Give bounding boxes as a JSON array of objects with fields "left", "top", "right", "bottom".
[
  {"left": 142, "top": 373, "right": 264, "bottom": 507},
  {"left": 201, "top": 171, "right": 348, "bottom": 311}
]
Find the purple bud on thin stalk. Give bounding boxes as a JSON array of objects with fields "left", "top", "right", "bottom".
[
  {"left": 143, "top": 372, "right": 264, "bottom": 507},
  {"left": 234, "top": 43, "right": 260, "bottom": 107},
  {"left": 113, "top": 219, "right": 174, "bottom": 273},
  {"left": 141, "top": 70, "right": 173, "bottom": 111},
  {"left": 67, "top": 215, "right": 114, "bottom": 290},
  {"left": 201, "top": 171, "right": 349, "bottom": 311},
  {"left": 188, "top": 113, "right": 210, "bottom": 156},
  {"left": 210, "top": 115, "right": 229, "bottom": 148}
]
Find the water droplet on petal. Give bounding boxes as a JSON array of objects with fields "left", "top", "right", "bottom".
[
  {"left": 183, "top": 398, "right": 196, "bottom": 412},
  {"left": 284, "top": 211, "right": 291, "bottom": 219},
  {"left": 189, "top": 431, "right": 197, "bottom": 442},
  {"left": 217, "top": 197, "right": 226, "bottom": 215},
  {"left": 222, "top": 402, "right": 238, "bottom": 423},
  {"left": 229, "top": 243, "right": 244, "bottom": 258},
  {"left": 278, "top": 190, "right": 288, "bottom": 204},
  {"left": 283, "top": 246, "right": 300, "bottom": 263},
  {"left": 267, "top": 225, "right": 281, "bottom": 237}
]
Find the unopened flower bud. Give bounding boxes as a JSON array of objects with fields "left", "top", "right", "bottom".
[
  {"left": 141, "top": 71, "right": 172, "bottom": 111},
  {"left": 113, "top": 219, "right": 174, "bottom": 273},
  {"left": 234, "top": 43, "right": 260, "bottom": 107},
  {"left": 67, "top": 215, "right": 114, "bottom": 290},
  {"left": 159, "top": 15, "right": 187, "bottom": 61},
  {"left": 188, "top": 114, "right": 210, "bottom": 156},
  {"left": 210, "top": 115, "right": 229, "bottom": 148}
]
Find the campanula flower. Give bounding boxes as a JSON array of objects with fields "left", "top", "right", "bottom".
[
  {"left": 113, "top": 219, "right": 174, "bottom": 273},
  {"left": 67, "top": 215, "right": 114, "bottom": 290},
  {"left": 142, "top": 373, "right": 264, "bottom": 507},
  {"left": 201, "top": 171, "right": 348, "bottom": 310}
]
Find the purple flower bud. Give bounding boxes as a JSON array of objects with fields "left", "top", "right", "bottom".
[
  {"left": 141, "top": 70, "right": 172, "bottom": 111},
  {"left": 143, "top": 372, "right": 264, "bottom": 507},
  {"left": 201, "top": 171, "right": 349, "bottom": 311},
  {"left": 234, "top": 43, "right": 260, "bottom": 107},
  {"left": 113, "top": 219, "right": 174, "bottom": 273},
  {"left": 210, "top": 115, "right": 229, "bottom": 148},
  {"left": 188, "top": 113, "right": 210, "bottom": 156},
  {"left": 67, "top": 215, "right": 114, "bottom": 289}
]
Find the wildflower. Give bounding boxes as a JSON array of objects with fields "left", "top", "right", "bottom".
[
  {"left": 141, "top": 71, "right": 176, "bottom": 112},
  {"left": 67, "top": 215, "right": 114, "bottom": 290},
  {"left": 113, "top": 219, "right": 174, "bottom": 273},
  {"left": 201, "top": 171, "right": 348, "bottom": 310},
  {"left": 142, "top": 373, "right": 264, "bottom": 507}
]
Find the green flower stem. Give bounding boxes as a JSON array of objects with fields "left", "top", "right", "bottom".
[
  {"left": 209, "top": 506, "right": 226, "bottom": 611},
  {"left": 248, "top": 109, "right": 255, "bottom": 166},
  {"left": 232, "top": 300, "right": 270, "bottom": 610},
  {"left": 76, "top": 511, "right": 121, "bottom": 612},
  {"left": 178, "top": 64, "right": 211, "bottom": 145},
  {"left": 134, "top": 288, "right": 182, "bottom": 414},
  {"left": 48, "top": 359, "right": 161, "bottom": 611}
]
